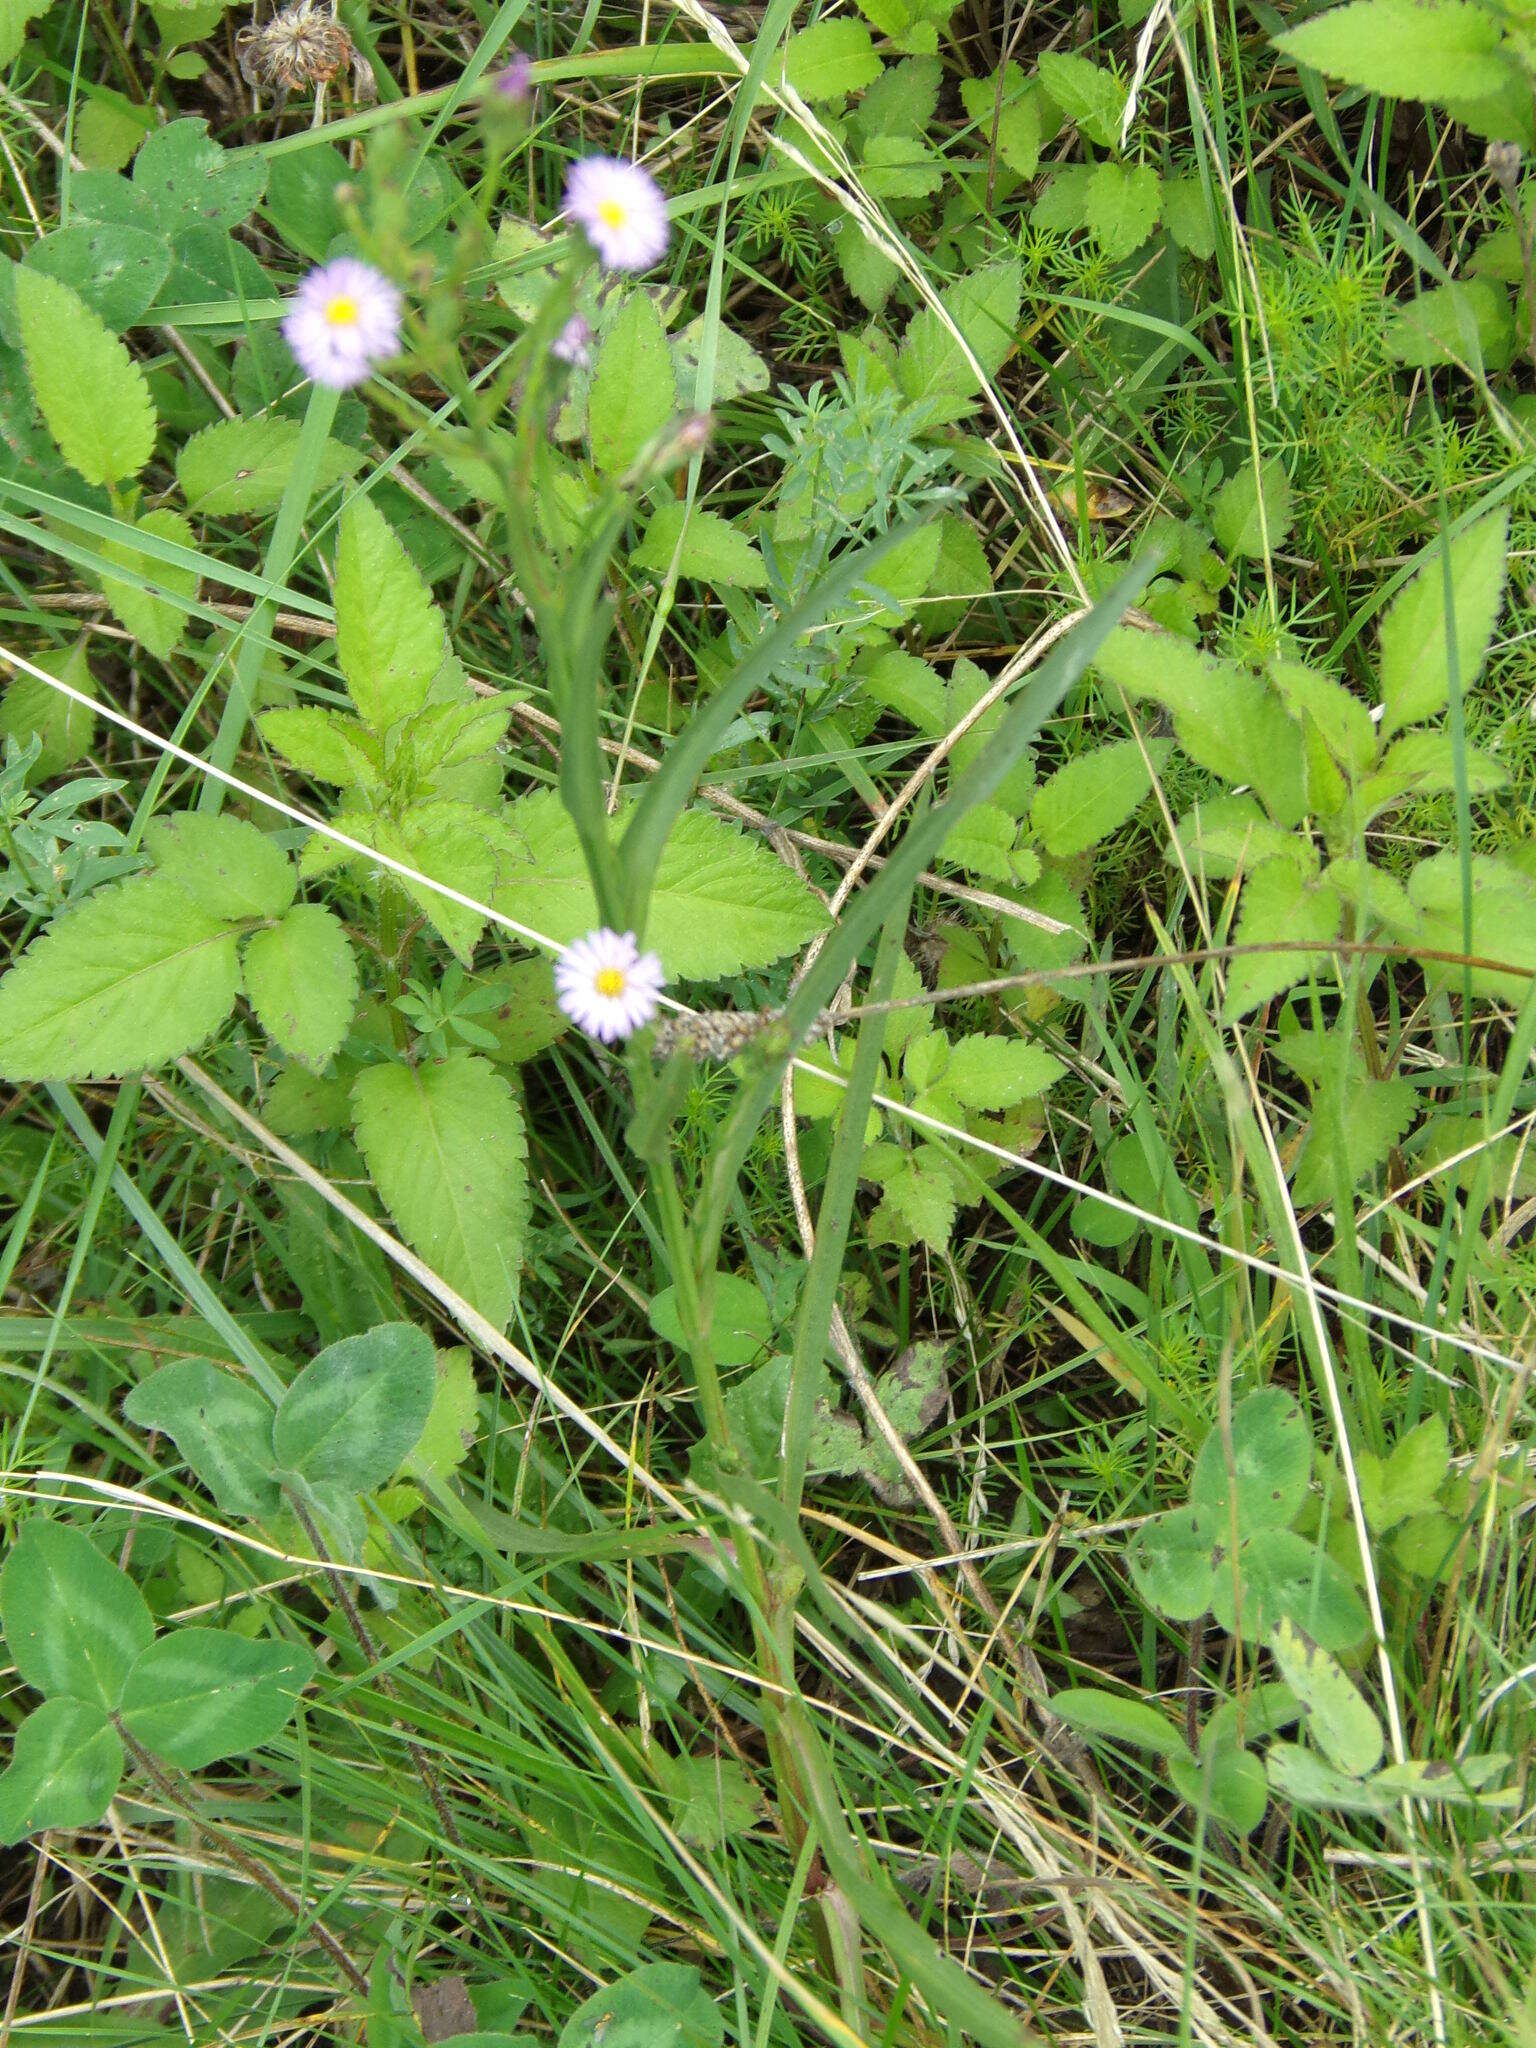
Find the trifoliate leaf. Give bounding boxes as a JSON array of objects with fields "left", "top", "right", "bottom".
[
  {"left": 124, "top": 1359, "right": 283, "bottom": 1519},
  {"left": 0, "top": 1698, "right": 122, "bottom": 1845},
  {"left": 131, "top": 118, "right": 267, "bottom": 232},
  {"left": 119, "top": 1631, "right": 314, "bottom": 1772},
  {"left": 0, "top": 1519, "right": 153, "bottom": 1705}
]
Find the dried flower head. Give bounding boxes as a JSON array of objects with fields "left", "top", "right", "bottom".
[
  {"left": 283, "top": 257, "right": 403, "bottom": 390},
  {"left": 237, "top": 1, "right": 354, "bottom": 97},
  {"left": 563, "top": 156, "right": 671, "bottom": 274}
]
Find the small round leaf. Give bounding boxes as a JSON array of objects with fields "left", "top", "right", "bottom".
[
  {"left": 1191, "top": 1388, "right": 1312, "bottom": 1535},
  {"left": 0, "top": 1520, "right": 153, "bottom": 1708},
  {"left": 273, "top": 1323, "right": 437, "bottom": 1492},
  {"left": 119, "top": 1629, "right": 315, "bottom": 1770},
  {"left": 0, "top": 1698, "right": 124, "bottom": 1844}
]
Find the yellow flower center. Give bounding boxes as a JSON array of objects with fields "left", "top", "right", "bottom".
[
  {"left": 324, "top": 295, "right": 359, "bottom": 327},
  {"left": 594, "top": 966, "right": 627, "bottom": 997},
  {"left": 597, "top": 198, "right": 628, "bottom": 231}
]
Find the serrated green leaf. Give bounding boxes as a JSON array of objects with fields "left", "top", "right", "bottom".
[
  {"left": 869, "top": 1150, "right": 955, "bottom": 1251},
  {"left": 1031, "top": 735, "right": 1169, "bottom": 856},
  {"left": 124, "top": 1359, "right": 283, "bottom": 1519},
  {"left": 334, "top": 497, "right": 448, "bottom": 734},
  {"left": 1385, "top": 277, "right": 1516, "bottom": 373},
  {"left": 0, "top": 1520, "right": 153, "bottom": 1706},
  {"left": 0, "top": 1698, "right": 123, "bottom": 1845},
  {"left": 897, "top": 260, "right": 1022, "bottom": 424},
  {"left": 0, "top": 873, "right": 241, "bottom": 1080},
  {"left": 352, "top": 1054, "right": 528, "bottom": 1330},
  {"left": 1358, "top": 1416, "right": 1449, "bottom": 1534},
  {"left": 1272, "top": 0, "right": 1513, "bottom": 105},
  {"left": 635, "top": 503, "right": 765, "bottom": 588},
  {"left": 0, "top": 640, "right": 97, "bottom": 779},
  {"left": 495, "top": 793, "right": 828, "bottom": 978},
  {"left": 1213, "top": 457, "right": 1294, "bottom": 559},
  {"left": 177, "top": 414, "right": 362, "bottom": 516},
  {"left": 783, "top": 17, "right": 882, "bottom": 101},
  {"left": 119, "top": 1631, "right": 314, "bottom": 1770},
  {"left": 944, "top": 1034, "right": 1063, "bottom": 1109},
  {"left": 273, "top": 1323, "right": 437, "bottom": 1491},
  {"left": 1269, "top": 1617, "right": 1383, "bottom": 1776},
  {"left": 259, "top": 706, "right": 385, "bottom": 793},
  {"left": 1401, "top": 850, "right": 1536, "bottom": 1000},
  {"left": 1038, "top": 50, "right": 1126, "bottom": 146},
  {"left": 0, "top": 0, "right": 54, "bottom": 67},
  {"left": 1378, "top": 508, "right": 1508, "bottom": 734},
  {"left": 960, "top": 64, "right": 1042, "bottom": 177},
  {"left": 146, "top": 811, "right": 296, "bottom": 922},
  {"left": 15, "top": 265, "right": 155, "bottom": 486},
  {"left": 590, "top": 292, "right": 675, "bottom": 478},
  {"left": 242, "top": 904, "right": 356, "bottom": 1071},
  {"left": 1082, "top": 159, "right": 1161, "bottom": 259},
  {"left": 1221, "top": 860, "right": 1342, "bottom": 1022},
  {"left": 97, "top": 507, "right": 200, "bottom": 659}
]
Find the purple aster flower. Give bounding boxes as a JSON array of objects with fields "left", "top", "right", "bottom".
[
  {"left": 554, "top": 928, "right": 666, "bottom": 1043},
  {"left": 563, "top": 156, "right": 670, "bottom": 273},
  {"left": 552, "top": 312, "right": 592, "bottom": 369},
  {"left": 282, "top": 257, "right": 402, "bottom": 391},
  {"left": 493, "top": 51, "right": 532, "bottom": 101}
]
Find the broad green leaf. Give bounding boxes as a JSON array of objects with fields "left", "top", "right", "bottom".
[
  {"left": 1272, "top": 0, "right": 1513, "bottom": 106},
  {"left": 1293, "top": 1071, "right": 1417, "bottom": 1206},
  {"left": 0, "top": 1698, "right": 123, "bottom": 1844},
  {"left": 1265, "top": 1742, "right": 1395, "bottom": 1813},
  {"left": 75, "top": 95, "right": 155, "bottom": 172},
  {"left": 98, "top": 507, "right": 200, "bottom": 659},
  {"left": 589, "top": 292, "right": 675, "bottom": 478},
  {"left": 944, "top": 1034, "right": 1063, "bottom": 1109},
  {"left": 1191, "top": 1387, "right": 1313, "bottom": 1535},
  {"left": 15, "top": 265, "right": 155, "bottom": 486},
  {"left": 495, "top": 794, "right": 829, "bottom": 978},
  {"left": 1038, "top": 50, "right": 1126, "bottom": 145},
  {"left": 1269, "top": 1617, "right": 1383, "bottom": 1776},
  {"left": 1168, "top": 1743, "right": 1268, "bottom": 1832},
  {"left": 334, "top": 497, "right": 448, "bottom": 733},
  {"left": 0, "top": 0, "right": 53, "bottom": 67},
  {"left": 635, "top": 504, "right": 766, "bottom": 588},
  {"left": 146, "top": 810, "right": 296, "bottom": 922},
  {"left": 24, "top": 220, "right": 170, "bottom": 330},
  {"left": 1213, "top": 456, "right": 1294, "bottom": 559},
  {"left": 0, "top": 640, "right": 97, "bottom": 778},
  {"left": 654, "top": 1750, "right": 761, "bottom": 1849},
  {"left": 858, "top": 649, "right": 948, "bottom": 733},
  {"left": 1268, "top": 658, "right": 1376, "bottom": 774},
  {"left": 0, "top": 1520, "right": 153, "bottom": 1706},
  {"left": 1221, "top": 860, "right": 1342, "bottom": 1022},
  {"left": 1211, "top": 1530, "right": 1369, "bottom": 1651},
  {"left": 352, "top": 1054, "right": 528, "bottom": 1330},
  {"left": 242, "top": 904, "right": 356, "bottom": 1070},
  {"left": 960, "top": 64, "right": 1043, "bottom": 178},
  {"left": 259, "top": 707, "right": 384, "bottom": 792},
  {"left": 1053, "top": 1687, "right": 1190, "bottom": 1761},
  {"left": 1378, "top": 508, "right": 1508, "bottom": 734},
  {"left": 922, "top": 511, "right": 993, "bottom": 635},
  {"left": 868, "top": 1149, "right": 956, "bottom": 1251},
  {"left": 177, "top": 414, "right": 362, "bottom": 515},
  {"left": 1372, "top": 1754, "right": 1516, "bottom": 1805},
  {"left": 651, "top": 1272, "right": 771, "bottom": 1367},
  {"left": 1401, "top": 850, "right": 1536, "bottom": 999},
  {"left": 365, "top": 800, "right": 503, "bottom": 964},
  {"left": 124, "top": 1359, "right": 283, "bottom": 1518},
  {"left": 783, "top": 17, "right": 882, "bottom": 101},
  {"left": 132, "top": 117, "right": 267, "bottom": 231},
  {"left": 1082, "top": 160, "right": 1161, "bottom": 259},
  {"left": 856, "top": 53, "right": 942, "bottom": 140},
  {"left": 1357, "top": 729, "right": 1507, "bottom": 817},
  {"left": 897, "top": 260, "right": 1023, "bottom": 423},
  {"left": 477, "top": 957, "right": 570, "bottom": 1065},
  {"left": 1031, "top": 164, "right": 1093, "bottom": 236},
  {"left": 0, "top": 873, "right": 241, "bottom": 1080},
  {"left": 404, "top": 1348, "right": 480, "bottom": 1482},
  {"left": 1031, "top": 736, "right": 1169, "bottom": 855},
  {"left": 1358, "top": 1416, "right": 1449, "bottom": 1535},
  {"left": 669, "top": 316, "right": 770, "bottom": 404},
  {"left": 1160, "top": 174, "right": 1216, "bottom": 258},
  {"left": 559, "top": 1964, "right": 724, "bottom": 2048},
  {"left": 1127, "top": 1504, "right": 1218, "bottom": 1620},
  {"left": 119, "top": 1631, "right": 314, "bottom": 1770},
  {"left": 835, "top": 225, "right": 901, "bottom": 314},
  {"left": 273, "top": 1323, "right": 438, "bottom": 1491},
  {"left": 1385, "top": 277, "right": 1516, "bottom": 373}
]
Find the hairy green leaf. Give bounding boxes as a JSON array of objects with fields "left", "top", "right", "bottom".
[
  {"left": 119, "top": 1631, "right": 314, "bottom": 1770},
  {"left": 15, "top": 265, "right": 155, "bottom": 486},
  {"left": 0, "top": 1520, "right": 153, "bottom": 1706},
  {"left": 242, "top": 903, "right": 356, "bottom": 1070}
]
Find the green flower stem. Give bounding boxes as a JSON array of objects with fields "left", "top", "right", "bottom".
[{"left": 198, "top": 382, "right": 340, "bottom": 815}]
